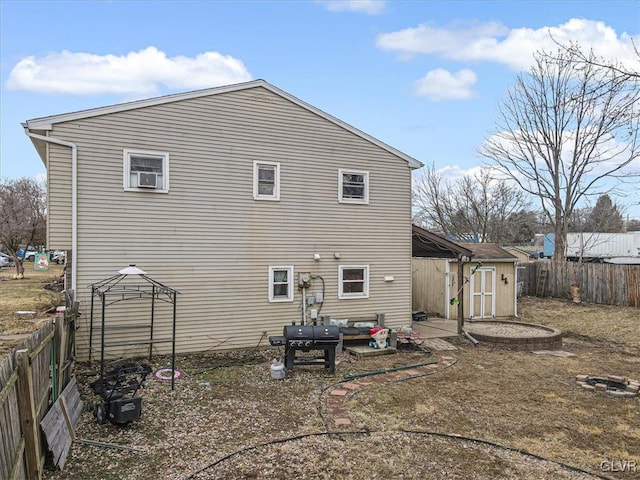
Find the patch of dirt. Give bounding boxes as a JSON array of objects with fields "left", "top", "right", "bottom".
[{"left": 31, "top": 298, "right": 640, "bottom": 480}]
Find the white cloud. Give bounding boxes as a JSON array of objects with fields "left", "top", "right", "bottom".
[
  {"left": 377, "top": 18, "right": 639, "bottom": 71},
  {"left": 414, "top": 68, "right": 478, "bottom": 101},
  {"left": 434, "top": 164, "right": 503, "bottom": 182},
  {"left": 413, "top": 164, "right": 515, "bottom": 198},
  {"left": 377, "top": 20, "right": 508, "bottom": 61},
  {"left": 6, "top": 46, "right": 252, "bottom": 95},
  {"left": 317, "top": 0, "right": 385, "bottom": 15}
]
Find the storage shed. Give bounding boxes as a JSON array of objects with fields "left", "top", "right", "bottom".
[{"left": 412, "top": 226, "right": 518, "bottom": 320}]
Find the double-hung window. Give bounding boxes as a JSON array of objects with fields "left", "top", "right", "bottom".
[
  {"left": 254, "top": 161, "right": 280, "bottom": 201},
  {"left": 338, "top": 265, "right": 369, "bottom": 299},
  {"left": 123, "top": 149, "right": 169, "bottom": 193},
  {"left": 338, "top": 169, "right": 369, "bottom": 204},
  {"left": 269, "top": 266, "right": 294, "bottom": 302}
]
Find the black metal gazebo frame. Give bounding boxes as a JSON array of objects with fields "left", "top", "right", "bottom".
[{"left": 88, "top": 265, "right": 179, "bottom": 389}]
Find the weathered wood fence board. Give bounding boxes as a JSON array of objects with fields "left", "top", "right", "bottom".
[
  {"left": 40, "top": 377, "right": 82, "bottom": 470},
  {"left": 518, "top": 261, "right": 640, "bottom": 307},
  {"left": 0, "top": 311, "right": 76, "bottom": 480},
  {"left": 0, "top": 356, "right": 25, "bottom": 480}
]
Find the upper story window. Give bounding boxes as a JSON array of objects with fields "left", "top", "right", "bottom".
[
  {"left": 269, "top": 266, "right": 294, "bottom": 302},
  {"left": 338, "top": 265, "right": 369, "bottom": 299},
  {"left": 338, "top": 169, "right": 369, "bottom": 204},
  {"left": 123, "top": 149, "right": 169, "bottom": 193},
  {"left": 254, "top": 161, "right": 280, "bottom": 201}
]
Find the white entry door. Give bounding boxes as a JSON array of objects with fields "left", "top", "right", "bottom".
[{"left": 469, "top": 267, "right": 496, "bottom": 319}]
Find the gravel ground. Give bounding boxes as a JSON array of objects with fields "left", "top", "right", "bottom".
[{"left": 43, "top": 297, "right": 639, "bottom": 480}]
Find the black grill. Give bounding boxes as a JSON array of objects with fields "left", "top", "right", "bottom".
[{"left": 270, "top": 325, "right": 340, "bottom": 374}]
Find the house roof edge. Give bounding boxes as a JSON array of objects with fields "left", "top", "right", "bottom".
[{"left": 24, "top": 79, "right": 423, "bottom": 169}]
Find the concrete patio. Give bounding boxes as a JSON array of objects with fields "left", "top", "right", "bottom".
[{"left": 411, "top": 318, "right": 458, "bottom": 339}]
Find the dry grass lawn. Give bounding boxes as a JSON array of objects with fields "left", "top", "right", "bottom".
[
  {"left": 0, "top": 264, "right": 65, "bottom": 354},
  {"left": 2, "top": 280, "right": 638, "bottom": 479}
]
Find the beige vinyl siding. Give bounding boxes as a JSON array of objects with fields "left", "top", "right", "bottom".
[
  {"left": 47, "top": 86, "right": 413, "bottom": 359},
  {"left": 47, "top": 142, "right": 73, "bottom": 249}
]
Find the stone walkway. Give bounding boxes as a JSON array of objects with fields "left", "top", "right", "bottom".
[
  {"left": 420, "top": 338, "right": 458, "bottom": 351},
  {"left": 323, "top": 355, "right": 457, "bottom": 429}
]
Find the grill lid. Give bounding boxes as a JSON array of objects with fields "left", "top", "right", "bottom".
[
  {"left": 313, "top": 325, "right": 339, "bottom": 341},
  {"left": 283, "top": 325, "right": 315, "bottom": 340}
]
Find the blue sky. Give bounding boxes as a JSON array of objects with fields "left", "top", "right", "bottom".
[{"left": 1, "top": 0, "right": 639, "bottom": 217}]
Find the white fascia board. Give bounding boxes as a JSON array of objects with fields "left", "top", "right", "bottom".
[
  {"left": 265, "top": 82, "right": 423, "bottom": 170},
  {"left": 24, "top": 80, "right": 266, "bottom": 130},
  {"left": 23, "top": 79, "right": 423, "bottom": 169}
]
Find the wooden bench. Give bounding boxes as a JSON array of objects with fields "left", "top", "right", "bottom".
[{"left": 320, "top": 314, "right": 397, "bottom": 354}]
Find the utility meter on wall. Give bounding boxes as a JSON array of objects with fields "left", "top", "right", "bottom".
[{"left": 298, "top": 272, "right": 311, "bottom": 288}]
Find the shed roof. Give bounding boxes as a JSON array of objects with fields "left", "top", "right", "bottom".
[
  {"left": 412, "top": 225, "right": 473, "bottom": 258},
  {"left": 24, "top": 79, "right": 422, "bottom": 169},
  {"left": 457, "top": 243, "right": 518, "bottom": 262}
]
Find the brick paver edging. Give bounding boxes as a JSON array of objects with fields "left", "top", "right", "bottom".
[{"left": 323, "top": 356, "right": 457, "bottom": 429}]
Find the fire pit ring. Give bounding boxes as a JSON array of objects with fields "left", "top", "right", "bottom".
[{"left": 576, "top": 374, "right": 639, "bottom": 397}]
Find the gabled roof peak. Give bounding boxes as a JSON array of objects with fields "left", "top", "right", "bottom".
[{"left": 24, "top": 79, "right": 422, "bottom": 169}]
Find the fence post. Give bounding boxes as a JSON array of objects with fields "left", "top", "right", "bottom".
[
  {"left": 16, "top": 349, "right": 42, "bottom": 480},
  {"left": 53, "top": 316, "right": 65, "bottom": 400}
]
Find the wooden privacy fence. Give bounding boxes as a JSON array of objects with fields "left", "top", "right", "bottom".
[
  {"left": 518, "top": 261, "right": 640, "bottom": 307},
  {"left": 0, "top": 309, "right": 76, "bottom": 480}
]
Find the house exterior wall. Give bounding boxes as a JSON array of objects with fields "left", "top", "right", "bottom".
[
  {"left": 413, "top": 258, "right": 517, "bottom": 319},
  {"left": 47, "top": 142, "right": 73, "bottom": 249},
  {"left": 43, "top": 85, "right": 415, "bottom": 359}
]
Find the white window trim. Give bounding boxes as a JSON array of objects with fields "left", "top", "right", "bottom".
[
  {"left": 269, "top": 265, "right": 294, "bottom": 302},
  {"left": 123, "top": 149, "right": 170, "bottom": 193},
  {"left": 338, "top": 169, "right": 369, "bottom": 204},
  {"left": 338, "top": 265, "right": 370, "bottom": 299},
  {"left": 253, "top": 161, "right": 280, "bottom": 201}
]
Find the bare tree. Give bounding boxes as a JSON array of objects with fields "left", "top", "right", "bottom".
[
  {"left": 553, "top": 39, "right": 640, "bottom": 82},
  {"left": 0, "top": 177, "right": 46, "bottom": 276},
  {"left": 413, "top": 164, "right": 531, "bottom": 243},
  {"left": 480, "top": 49, "right": 640, "bottom": 261},
  {"left": 567, "top": 206, "right": 591, "bottom": 232}
]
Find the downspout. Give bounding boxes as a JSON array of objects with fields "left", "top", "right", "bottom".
[{"left": 23, "top": 129, "right": 78, "bottom": 295}]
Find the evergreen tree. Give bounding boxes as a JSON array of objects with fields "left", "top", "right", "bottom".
[{"left": 587, "top": 195, "right": 624, "bottom": 232}]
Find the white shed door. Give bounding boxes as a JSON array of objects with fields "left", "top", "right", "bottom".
[{"left": 469, "top": 267, "right": 496, "bottom": 319}]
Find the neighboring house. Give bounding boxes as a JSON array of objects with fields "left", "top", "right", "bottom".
[
  {"left": 503, "top": 246, "right": 533, "bottom": 263},
  {"left": 412, "top": 225, "right": 518, "bottom": 319},
  {"left": 23, "top": 79, "right": 423, "bottom": 360}
]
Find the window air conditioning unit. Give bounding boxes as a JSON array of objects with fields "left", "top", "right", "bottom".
[{"left": 137, "top": 172, "right": 158, "bottom": 188}]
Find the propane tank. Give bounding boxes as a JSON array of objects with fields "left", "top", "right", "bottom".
[{"left": 270, "top": 358, "right": 286, "bottom": 380}]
